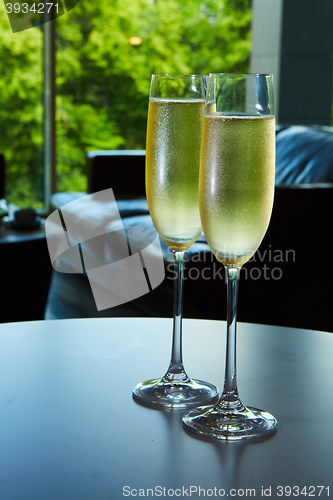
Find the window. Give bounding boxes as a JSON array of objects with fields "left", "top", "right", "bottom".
[{"left": 0, "top": 0, "right": 252, "bottom": 210}]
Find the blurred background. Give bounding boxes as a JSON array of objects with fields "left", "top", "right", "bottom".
[
  {"left": 0, "top": 0, "right": 332, "bottom": 330},
  {"left": 0, "top": 0, "right": 252, "bottom": 210}
]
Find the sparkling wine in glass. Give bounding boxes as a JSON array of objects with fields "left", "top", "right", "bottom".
[
  {"left": 182, "top": 73, "right": 277, "bottom": 439},
  {"left": 132, "top": 74, "right": 218, "bottom": 409}
]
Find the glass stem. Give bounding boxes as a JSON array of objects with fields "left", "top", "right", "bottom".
[
  {"left": 218, "top": 266, "right": 244, "bottom": 410},
  {"left": 163, "top": 251, "right": 189, "bottom": 383}
]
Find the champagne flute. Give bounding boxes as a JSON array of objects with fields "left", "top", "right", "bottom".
[
  {"left": 182, "top": 73, "right": 277, "bottom": 439},
  {"left": 132, "top": 74, "right": 218, "bottom": 408}
]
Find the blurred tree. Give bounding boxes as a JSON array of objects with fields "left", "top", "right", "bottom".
[{"left": 0, "top": 0, "right": 251, "bottom": 203}]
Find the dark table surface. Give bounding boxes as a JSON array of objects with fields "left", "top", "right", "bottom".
[
  {"left": 0, "top": 224, "right": 45, "bottom": 243},
  {"left": 0, "top": 317, "right": 332, "bottom": 500}
]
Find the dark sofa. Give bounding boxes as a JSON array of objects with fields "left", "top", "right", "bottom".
[{"left": 45, "top": 125, "right": 333, "bottom": 333}]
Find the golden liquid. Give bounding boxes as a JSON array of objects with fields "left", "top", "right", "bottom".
[
  {"left": 199, "top": 114, "right": 275, "bottom": 266},
  {"left": 146, "top": 98, "right": 204, "bottom": 252}
]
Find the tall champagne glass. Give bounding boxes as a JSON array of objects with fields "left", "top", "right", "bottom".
[
  {"left": 132, "top": 74, "right": 218, "bottom": 408},
  {"left": 182, "top": 73, "right": 277, "bottom": 439}
]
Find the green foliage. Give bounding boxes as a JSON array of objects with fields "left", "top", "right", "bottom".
[
  {"left": 0, "top": 6, "right": 43, "bottom": 207},
  {"left": 0, "top": 0, "right": 252, "bottom": 205}
]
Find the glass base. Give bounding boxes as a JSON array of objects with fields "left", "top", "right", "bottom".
[
  {"left": 133, "top": 378, "right": 219, "bottom": 409},
  {"left": 182, "top": 404, "right": 277, "bottom": 441}
]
